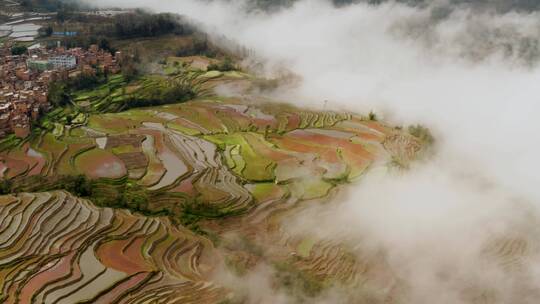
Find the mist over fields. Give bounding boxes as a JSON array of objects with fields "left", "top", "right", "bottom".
[{"left": 86, "top": 0, "right": 540, "bottom": 302}]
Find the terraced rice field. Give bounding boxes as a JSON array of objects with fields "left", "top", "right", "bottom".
[
  {"left": 0, "top": 191, "right": 225, "bottom": 303},
  {"left": 0, "top": 70, "right": 431, "bottom": 302}
]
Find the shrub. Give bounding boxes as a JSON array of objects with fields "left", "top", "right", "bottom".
[
  {"left": 368, "top": 111, "right": 377, "bottom": 121},
  {"left": 0, "top": 180, "right": 13, "bottom": 195},
  {"left": 408, "top": 124, "right": 435, "bottom": 145}
]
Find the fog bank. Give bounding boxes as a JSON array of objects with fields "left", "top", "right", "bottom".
[{"left": 86, "top": 0, "right": 540, "bottom": 302}]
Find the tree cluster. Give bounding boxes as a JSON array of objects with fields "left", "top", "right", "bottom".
[
  {"left": 38, "top": 25, "right": 53, "bottom": 37},
  {"left": 175, "top": 34, "right": 217, "bottom": 58},
  {"left": 20, "top": 0, "right": 62, "bottom": 11},
  {"left": 207, "top": 57, "right": 236, "bottom": 72},
  {"left": 67, "top": 73, "right": 105, "bottom": 91},
  {"left": 58, "top": 36, "right": 116, "bottom": 55},
  {"left": 123, "top": 83, "right": 196, "bottom": 110},
  {"left": 47, "top": 81, "right": 70, "bottom": 107},
  {"left": 0, "top": 175, "right": 92, "bottom": 197},
  {"left": 48, "top": 71, "right": 108, "bottom": 107},
  {"left": 113, "top": 12, "right": 194, "bottom": 39},
  {"left": 10, "top": 45, "right": 28, "bottom": 56}
]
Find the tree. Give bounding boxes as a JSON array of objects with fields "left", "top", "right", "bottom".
[
  {"left": 368, "top": 111, "right": 378, "bottom": 121},
  {"left": 98, "top": 37, "right": 114, "bottom": 54},
  {"left": 56, "top": 9, "right": 66, "bottom": 23},
  {"left": 11, "top": 45, "right": 28, "bottom": 56},
  {"left": 88, "top": 35, "right": 98, "bottom": 45},
  {"left": 207, "top": 57, "right": 236, "bottom": 72},
  {"left": 39, "top": 25, "right": 53, "bottom": 37},
  {"left": 0, "top": 180, "right": 12, "bottom": 195},
  {"left": 121, "top": 61, "right": 139, "bottom": 81},
  {"left": 68, "top": 74, "right": 100, "bottom": 90},
  {"left": 20, "top": 0, "right": 31, "bottom": 7},
  {"left": 67, "top": 175, "right": 93, "bottom": 197},
  {"left": 113, "top": 12, "right": 191, "bottom": 39},
  {"left": 47, "top": 82, "right": 70, "bottom": 107},
  {"left": 119, "top": 51, "right": 140, "bottom": 81}
]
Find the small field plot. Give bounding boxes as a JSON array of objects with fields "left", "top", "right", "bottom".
[
  {"left": 74, "top": 148, "right": 127, "bottom": 179},
  {"left": 204, "top": 133, "right": 276, "bottom": 182},
  {"left": 56, "top": 142, "right": 96, "bottom": 176},
  {"left": 38, "top": 133, "right": 68, "bottom": 175},
  {"left": 245, "top": 182, "right": 287, "bottom": 203},
  {"left": 87, "top": 114, "right": 141, "bottom": 134},
  {"left": 288, "top": 178, "right": 334, "bottom": 200},
  {"left": 162, "top": 102, "right": 228, "bottom": 133},
  {"left": 270, "top": 129, "right": 375, "bottom": 180},
  {"left": 0, "top": 155, "right": 29, "bottom": 179}
]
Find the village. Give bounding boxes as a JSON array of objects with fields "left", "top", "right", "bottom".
[{"left": 0, "top": 42, "right": 121, "bottom": 139}]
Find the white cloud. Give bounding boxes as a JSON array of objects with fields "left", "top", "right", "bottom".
[{"left": 86, "top": 0, "right": 540, "bottom": 301}]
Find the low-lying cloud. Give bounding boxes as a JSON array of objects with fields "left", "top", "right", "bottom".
[
  {"left": 86, "top": 0, "right": 540, "bottom": 302},
  {"left": 286, "top": 160, "right": 540, "bottom": 303}
]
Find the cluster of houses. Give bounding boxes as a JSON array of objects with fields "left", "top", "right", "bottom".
[
  {"left": 26, "top": 44, "right": 122, "bottom": 76},
  {"left": 0, "top": 43, "right": 122, "bottom": 138}
]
